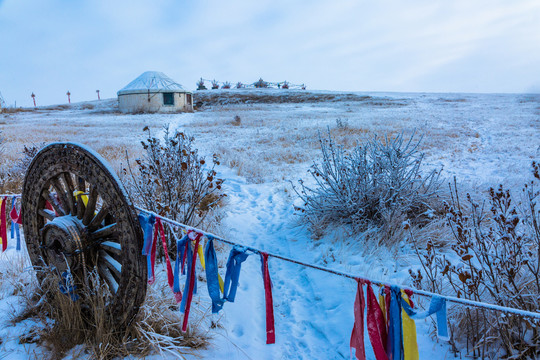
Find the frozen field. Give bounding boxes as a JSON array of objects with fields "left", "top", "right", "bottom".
[{"left": 0, "top": 89, "right": 539, "bottom": 359}]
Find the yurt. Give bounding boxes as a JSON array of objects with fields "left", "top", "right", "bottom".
[{"left": 117, "top": 71, "right": 193, "bottom": 113}]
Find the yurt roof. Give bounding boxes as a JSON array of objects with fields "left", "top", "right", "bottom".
[{"left": 117, "top": 71, "right": 188, "bottom": 96}]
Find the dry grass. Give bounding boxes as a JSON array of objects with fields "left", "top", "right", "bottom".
[{"left": 13, "top": 268, "right": 209, "bottom": 360}]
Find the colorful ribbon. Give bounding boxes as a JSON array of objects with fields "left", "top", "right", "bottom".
[
  {"left": 350, "top": 279, "right": 366, "bottom": 360},
  {"left": 204, "top": 236, "right": 225, "bottom": 313},
  {"left": 401, "top": 295, "right": 449, "bottom": 340},
  {"left": 260, "top": 252, "right": 275, "bottom": 344},
  {"left": 0, "top": 198, "right": 7, "bottom": 252},
  {"left": 10, "top": 197, "right": 21, "bottom": 251},
  {"left": 138, "top": 213, "right": 156, "bottom": 256},
  {"left": 223, "top": 246, "right": 249, "bottom": 302},
  {"left": 401, "top": 291, "right": 419, "bottom": 360},
  {"left": 387, "top": 285, "right": 404, "bottom": 360},
  {"left": 155, "top": 218, "right": 182, "bottom": 303},
  {"left": 180, "top": 232, "right": 202, "bottom": 332},
  {"left": 366, "top": 283, "right": 388, "bottom": 360},
  {"left": 174, "top": 233, "right": 189, "bottom": 295}
]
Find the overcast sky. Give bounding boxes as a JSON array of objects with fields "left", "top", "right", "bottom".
[{"left": 1, "top": 0, "right": 540, "bottom": 106}]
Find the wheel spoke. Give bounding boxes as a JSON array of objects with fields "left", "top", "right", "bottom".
[
  {"left": 38, "top": 208, "right": 55, "bottom": 221},
  {"left": 99, "top": 250, "right": 122, "bottom": 278},
  {"left": 77, "top": 177, "right": 86, "bottom": 193},
  {"left": 90, "top": 223, "right": 117, "bottom": 240},
  {"left": 100, "top": 241, "right": 122, "bottom": 255},
  {"left": 41, "top": 190, "right": 65, "bottom": 216},
  {"left": 51, "top": 177, "right": 70, "bottom": 214},
  {"left": 83, "top": 185, "right": 99, "bottom": 225},
  {"left": 88, "top": 205, "right": 109, "bottom": 231},
  {"left": 61, "top": 172, "right": 76, "bottom": 216},
  {"left": 76, "top": 193, "right": 86, "bottom": 219},
  {"left": 98, "top": 263, "right": 119, "bottom": 293}
]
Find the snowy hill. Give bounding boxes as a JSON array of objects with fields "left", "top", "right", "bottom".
[{"left": 0, "top": 90, "right": 539, "bottom": 359}]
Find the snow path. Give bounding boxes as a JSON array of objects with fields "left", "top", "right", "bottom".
[{"left": 193, "top": 168, "right": 452, "bottom": 359}]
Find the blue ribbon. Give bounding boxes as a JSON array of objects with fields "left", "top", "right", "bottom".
[
  {"left": 174, "top": 234, "right": 189, "bottom": 293},
  {"left": 11, "top": 196, "right": 20, "bottom": 251},
  {"left": 138, "top": 213, "right": 156, "bottom": 255},
  {"left": 138, "top": 213, "right": 156, "bottom": 282},
  {"left": 223, "top": 246, "right": 249, "bottom": 302},
  {"left": 401, "top": 295, "right": 449, "bottom": 340},
  {"left": 204, "top": 236, "right": 225, "bottom": 313},
  {"left": 180, "top": 239, "right": 197, "bottom": 313},
  {"left": 387, "top": 285, "right": 404, "bottom": 360},
  {"left": 59, "top": 271, "right": 79, "bottom": 301}
]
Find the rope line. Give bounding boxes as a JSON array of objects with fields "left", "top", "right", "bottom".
[
  {"left": 134, "top": 206, "right": 540, "bottom": 321},
  {"left": 1, "top": 192, "right": 539, "bottom": 321}
]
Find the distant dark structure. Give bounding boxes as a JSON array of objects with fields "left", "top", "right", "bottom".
[{"left": 196, "top": 77, "right": 306, "bottom": 90}]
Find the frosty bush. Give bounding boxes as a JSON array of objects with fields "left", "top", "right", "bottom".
[
  {"left": 126, "top": 126, "right": 225, "bottom": 228},
  {"left": 294, "top": 130, "right": 441, "bottom": 244},
  {"left": 410, "top": 164, "right": 540, "bottom": 359}
]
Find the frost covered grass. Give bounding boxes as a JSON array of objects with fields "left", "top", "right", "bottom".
[
  {"left": 0, "top": 90, "right": 539, "bottom": 359},
  {"left": 10, "top": 265, "right": 209, "bottom": 360}
]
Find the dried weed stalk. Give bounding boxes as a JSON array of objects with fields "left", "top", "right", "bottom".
[
  {"left": 15, "top": 268, "right": 208, "bottom": 360},
  {"left": 411, "top": 164, "right": 540, "bottom": 359}
]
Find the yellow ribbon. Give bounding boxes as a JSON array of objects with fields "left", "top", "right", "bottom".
[
  {"left": 196, "top": 242, "right": 224, "bottom": 293},
  {"left": 73, "top": 190, "right": 89, "bottom": 206},
  {"left": 401, "top": 290, "right": 419, "bottom": 360}
]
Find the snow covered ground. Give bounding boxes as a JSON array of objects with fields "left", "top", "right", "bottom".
[{"left": 0, "top": 90, "right": 539, "bottom": 359}]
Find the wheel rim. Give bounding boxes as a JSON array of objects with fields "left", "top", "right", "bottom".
[{"left": 22, "top": 142, "right": 147, "bottom": 328}]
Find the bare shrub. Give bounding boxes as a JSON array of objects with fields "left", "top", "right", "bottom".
[
  {"left": 229, "top": 115, "right": 241, "bottom": 126},
  {"left": 125, "top": 125, "right": 225, "bottom": 228},
  {"left": 410, "top": 165, "right": 540, "bottom": 359},
  {"left": 0, "top": 141, "right": 43, "bottom": 194},
  {"left": 294, "top": 130, "right": 441, "bottom": 245}
]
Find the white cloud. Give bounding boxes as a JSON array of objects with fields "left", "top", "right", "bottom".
[{"left": 0, "top": 0, "right": 539, "bottom": 106}]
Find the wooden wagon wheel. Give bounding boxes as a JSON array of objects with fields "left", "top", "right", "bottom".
[{"left": 22, "top": 142, "right": 147, "bottom": 328}]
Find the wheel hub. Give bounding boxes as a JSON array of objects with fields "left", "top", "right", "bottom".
[{"left": 41, "top": 215, "right": 87, "bottom": 274}]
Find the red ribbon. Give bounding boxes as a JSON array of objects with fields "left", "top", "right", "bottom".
[
  {"left": 10, "top": 199, "right": 22, "bottom": 225},
  {"left": 366, "top": 282, "right": 388, "bottom": 360},
  {"left": 350, "top": 279, "right": 366, "bottom": 360},
  {"left": 156, "top": 218, "right": 182, "bottom": 303},
  {"left": 260, "top": 252, "right": 275, "bottom": 344},
  {"left": 182, "top": 232, "right": 202, "bottom": 332},
  {"left": 148, "top": 223, "right": 158, "bottom": 285},
  {"left": 1, "top": 199, "right": 7, "bottom": 252}
]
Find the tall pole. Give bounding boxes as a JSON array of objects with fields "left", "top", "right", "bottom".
[
  {"left": 31, "top": 92, "right": 36, "bottom": 107},
  {"left": 66, "top": 91, "right": 71, "bottom": 104},
  {"left": 96, "top": 90, "right": 100, "bottom": 100}
]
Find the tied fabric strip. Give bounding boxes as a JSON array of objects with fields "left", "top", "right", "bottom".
[
  {"left": 155, "top": 218, "right": 182, "bottom": 303},
  {"left": 223, "top": 246, "right": 249, "bottom": 302},
  {"left": 401, "top": 291, "right": 419, "bottom": 360},
  {"left": 350, "top": 279, "right": 366, "bottom": 360},
  {"left": 174, "top": 233, "right": 189, "bottom": 295},
  {"left": 180, "top": 232, "right": 202, "bottom": 332},
  {"left": 148, "top": 223, "right": 159, "bottom": 284},
  {"left": 10, "top": 197, "right": 21, "bottom": 251},
  {"left": 401, "top": 295, "right": 449, "bottom": 340},
  {"left": 366, "top": 283, "right": 388, "bottom": 360},
  {"left": 138, "top": 213, "right": 156, "bottom": 284},
  {"left": 138, "top": 213, "right": 156, "bottom": 256},
  {"left": 204, "top": 236, "right": 225, "bottom": 313},
  {"left": 260, "top": 252, "right": 275, "bottom": 345},
  {"left": 196, "top": 239, "right": 224, "bottom": 293},
  {"left": 0, "top": 198, "right": 7, "bottom": 252},
  {"left": 387, "top": 286, "right": 404, "bottom": 360}
]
